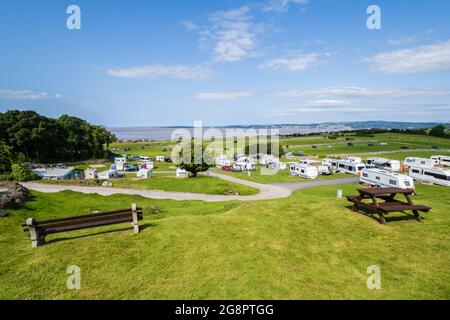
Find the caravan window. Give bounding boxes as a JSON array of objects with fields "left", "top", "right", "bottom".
[
  {"left": 350, "top": 166, "right": 355, "bottom": 172},
  {"left": 362, "top": 173, "right": 369, "bottom": 178},
  {"left": 412, "top": 169, "right": 420, "bottom": 174},
  {"left": 376, "top": 176, "right": 380, "bottom": 181},
  {"left": 339, "top": 164, "right": 345, "bottom": 169},
  {"left": 425, "top": 171, "right": 450, "bottom": 181},
  {"left": 389, "top": 180, "right": 397, "bottom": 185},
  {"left": 357, "top": 165, "right": 365, "bottom": 171},
  {"left": 404, "top": 181, "right": 411, "bottom": 187}
]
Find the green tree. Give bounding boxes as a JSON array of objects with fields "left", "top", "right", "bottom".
[
  {"left": 176, "top": 141, "right": 214, "bottom": 177},
  {"left": 429, "top": 125, "right": 447, "bottom": 138},
  {"left": 0, "top": 141, "right": 12, "bottom": 173},
  {"left": 11, "top": 163, "right": 37, "bottom": 182}
]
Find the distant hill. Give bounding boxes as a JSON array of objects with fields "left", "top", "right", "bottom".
[{"left": 223, "top": 121, "right": 446, "bottom": 130}]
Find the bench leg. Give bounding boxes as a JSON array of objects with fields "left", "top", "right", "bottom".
[
  {"left": 131, "top": 203, "right": 140, "bottom": 234},
  {"left": 29, "top": 227, "right": 45, "bottom": 248},
  {"left": 413, "top": 210, "right": 422, "bottom": 223},
  {"left": 378, "top": 213, "right": 387, "bottom": 225},
  {"left": 352, "top": 203, "right": 358, "bottom": 212}
]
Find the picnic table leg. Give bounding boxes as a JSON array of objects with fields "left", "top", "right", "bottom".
[
  {"left": 131, "top": 203, "right": 140, "bottom": 234},
  {"left": 412, "top": 210, "right": 422, "bottom": 223},
  {"left": 378, "top": 213, "right": 387, "bottom": 225}
]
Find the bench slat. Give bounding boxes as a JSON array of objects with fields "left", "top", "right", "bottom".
[
  {"left": 22, "top": 208, "right": 142, "bottom": 227},
  {"left": 44, "top": 215, "right": 143, "bottom": 235}
]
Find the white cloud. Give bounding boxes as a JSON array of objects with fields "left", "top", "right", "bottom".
[
  {"left": 365, "top": 40, "right": 450, "bottom": 74},
  {"left": 262, "top": 0, "right": 309, "bottom": 13},
  {"left": 195, "top": 91, "right": 253, "bottom": 100},
  {"left": 0, "top": 89, "right": 62, "bottom": 100},
  {"left": 260, "top": 52, "right": 330, "bottom": 71},
  {"left": 205, "top": 7, "right": 261, "bottom": 62},
  {"left": 106, "top": 64, "right": 212, "bottom": 80},
  {"left": 274, "top": 87, "right": 450, "bottom": 98},
  {"left": 181, "top": 20, "right": 199, "bottom": 31}
]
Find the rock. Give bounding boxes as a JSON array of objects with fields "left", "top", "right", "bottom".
[
  {"left": 0, "top": 208, "right": 8, "bottom": 217},
  {"left": 0, "top": 183, "right": 30, "bottom": 209}
]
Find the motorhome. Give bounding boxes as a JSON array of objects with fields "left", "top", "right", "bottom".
[
  {"left": 114, "top": 157, "right": 127, "bottom": 171},
  {"left": 336, "top": 161, "right": 366, "bottom": 175},
  {"left": 404, "top": 157, "right": 437, "bottom": 169},
  {"left": 84, "top": 168, "right": 98, "bottom": 180},
  {"left": 290, "top": 164, "right": 318, "bottom": 179},
  {"left": 235, "top": 156, "right": 256, "bottom": 171},
  {"left": 431, "top": 155, "right": 450, "bottom": 167},
  {"left": 408, "top": 167, "right": 450, "bottom": 187},
  {"left": 360, "top": 169, "right": 415, "bottom": 189},
  {"left": 366, "top": 157, "right": 401, "bottom": 172}
]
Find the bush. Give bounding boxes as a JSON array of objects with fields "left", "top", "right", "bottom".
[{"left": 11, "top": 164, "right": 37, "bottom": 182}]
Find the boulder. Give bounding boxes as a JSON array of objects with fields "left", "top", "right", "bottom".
[{"left": 0, "top": 182, "right": 30, "bottom": 210}]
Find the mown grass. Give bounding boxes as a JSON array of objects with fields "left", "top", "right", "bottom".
[
  {"left": 1, "top": 183, "right": 449, "bottom": 300},
  {"left": 112, "top": 176, "right": 259, "bottom": 195}
]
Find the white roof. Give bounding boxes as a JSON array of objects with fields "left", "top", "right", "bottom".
[
  {"left": 33, "top": 167, "right": 75, "bottom": 178},
  {"left": 363, "top": 168, "right": 408, "bottom": 177}
]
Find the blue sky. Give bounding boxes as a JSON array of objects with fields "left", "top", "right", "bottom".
[{"left": 1, "top": 0, "right": 450, "bottom": 126}]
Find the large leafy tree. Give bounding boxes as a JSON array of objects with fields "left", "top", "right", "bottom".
[
  {"left": 0, "top": 141, "right": 12, "bottom": 173},
  {"left": 0, "top": 110, "right": 116, "bottom": 163},
  {"left": 176, "top": 140, "right": 214, "bottom": 177}
]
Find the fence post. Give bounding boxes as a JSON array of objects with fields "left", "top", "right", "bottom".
[{"left": 131, "top": 203, "right": 140, "bottom": 234}]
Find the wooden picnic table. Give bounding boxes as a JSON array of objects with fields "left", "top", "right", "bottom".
[{"left": 347, "top": 188, "right": 431, "bottom": 224}]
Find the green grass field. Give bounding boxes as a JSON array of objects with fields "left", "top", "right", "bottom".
[{"left": 1, "top": 183, "right": 449, "bottom": 299}]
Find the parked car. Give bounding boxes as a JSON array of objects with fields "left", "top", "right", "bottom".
[
  {"left": 221, "top": 165, "right": 232, "bottom": 171},
  {"left": 164, "top": 156, "right": 172, "bottom": 163}
]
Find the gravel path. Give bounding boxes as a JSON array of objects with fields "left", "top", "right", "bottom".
[{"left": 22, "top": 173, "right": 359, "bottom": 202}]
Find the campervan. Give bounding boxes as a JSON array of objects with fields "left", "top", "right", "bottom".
[
  {"left": 360, "top": 169, "right": 414, "bottom": 189},
  {"left": 408, "top": 167, "right": 450, "bottom": 187},
  {"left": 404, "top": 157, "right": 437, "bottom": 169},
  {"left": 235, "top": 156, "right": 256, "bottom": 171},
  {"left": 259, "top": 155, "right": 277, "bottom": 165},
  {"left": 366, "top": 157, "right": 401, "bottom": 172},
  {"left": 431, "top": 155, "right": 450, "bottom": 167},
  {"left": 336, "top": 161, "right": 366, "bottom": 175},
  {"left": 114, "top": 157, "right": 127, "bottom": 171},
  {"left": 290, "top": 164, "right": 318, "bottom": 179}
]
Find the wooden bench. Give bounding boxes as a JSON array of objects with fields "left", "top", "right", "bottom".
[
  {"left": 23, "top": 204, "right": 143, "bottom": 247},
  {"left": 347, "top": 188, "right": 431, "bottom": 224}
]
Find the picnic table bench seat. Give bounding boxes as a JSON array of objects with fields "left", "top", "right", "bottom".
[
  {"left": 347, "top": 188, "right": 432, "bottom": 224},
  {"left": 23, "top": 204, "right": 142, "bottom": 247}
]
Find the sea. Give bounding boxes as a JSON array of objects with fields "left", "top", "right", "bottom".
[{"left": 109, "top": 126, "right": 346, "bottom": 141}]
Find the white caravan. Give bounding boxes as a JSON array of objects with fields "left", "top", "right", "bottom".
[
  {"left": 431, "top": 155, "right": 450, "bottom": 167},
  {"left": 259, "top": 155, "right": 277, "bottom": 165},
  {"left": 216, "top": 155, "right": 234, "bottom": 167},
  {"left": 409, "top": 167, "right": 450, "bottom": 187},
  {"left": 156, "top": 156, "right": 165, "bottom": 162},
  {"left": 98, "top": 169, "right": 119, "bottom": 180},
  {"left": 360, "top": 169, "right": 415, "bottom": 190},
  {"left": 114, "top": 157, "right": 127, "bottom": 171},
  {"left": 176, "top": 168, "right": 188, "bottom": 178},
  {"left": 343, "top": 157, "right": 362, "bottom": 164},
  {"left": 235, "top": 156, "right": 256, "bottom": 171},
  {"left": 298, "top": 159, "right": 320, "bottom": 166},
  {"left": 366, "top": 157, "right": 401, "bottom": 172},
  {"left": 267, "top": 161, "right": 287, "bottom": 171},
  {"left": 84, "top": 168, "right": 98, "bottom": 180},
  {"left": 290, "top": 164, "right": 318, "bottom": 179},
  {"left": 404, "top": 157, "right": 437, "bottom": 169},
  {"left": 336, "top": 161, "right": 366, "bottom": 175},
  {"left": 136, "top": 168, "right": 152, "bottom": 179},
  {"left": 317, "top": 165, "right": 332, "bottom": 175}
]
